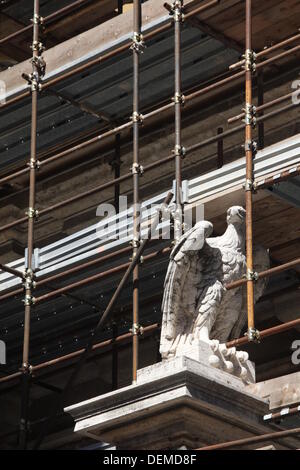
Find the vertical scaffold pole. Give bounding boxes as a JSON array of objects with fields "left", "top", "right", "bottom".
[
  {"left": 19, "top": 0, "right": 44, "bottom": 449},
  {"left": 131, "top": 0, "right": 144, "bottom": 383},
  {"left": 172, "top": 0, "right": 185, "bottom": 241},
  {"left": 244, "top": 0, "right": 259, "bottom": 342},
  {"left": 257, "top": 73, "right": 264, "bottom": 150}
]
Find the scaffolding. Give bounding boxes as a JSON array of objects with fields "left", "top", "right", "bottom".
[{"left": 0, "top": 0, "right": 299, "bottom": 450}]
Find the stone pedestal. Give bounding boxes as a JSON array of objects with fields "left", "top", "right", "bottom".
[
  {"left": 172, "top": 340, "right": 255, "bottom": 383},
  {"left": 65, "top": 356, "right": 272, "bottom": 450}
]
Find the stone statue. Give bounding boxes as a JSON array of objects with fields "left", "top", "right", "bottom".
[{"left": 160, "top": 206, "right": 269, "bottom": 380}]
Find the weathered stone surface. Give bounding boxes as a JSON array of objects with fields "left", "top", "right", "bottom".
[
  {"left": 66, "top": 356, "right": 270, "bottom": 450},
  {"left": 248, "top": 371, "right": 300, "bottom": 409},
  {"left": 160, "top": 206, "right": 269, "bottom": 367},
  {"left": 166, "top": 340, "right": 256, "bottom": 383}
]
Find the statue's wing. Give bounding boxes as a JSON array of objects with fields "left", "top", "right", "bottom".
[
  {"left": 192, "top": 241, "right": 226, "bottom": 338},
  {"left": 160, "top": 221, "right": 213, "bottom": 357},
  {"left": 169, "top": 220, "right": 214, "bottom": 262},
  {"left": 229, "top": 245, "right": 270, "bottom": 340}
]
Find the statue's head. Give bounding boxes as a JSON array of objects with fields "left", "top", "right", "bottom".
[{"left": 226, "top": 206, "right": 246, "bottom": 226}]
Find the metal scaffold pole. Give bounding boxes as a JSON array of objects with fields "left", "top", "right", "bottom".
[
  {"left": 172, "top": 0, "right": 184, "bottom": 241},
  {"left": 244, "top": 0, "right": 259, "bottom": 342},
  {"left": 131, "top": 0, "right": 144, "bottom": 384},
  {"left": 0, "top": 0, "right": 299, "bottom": 449},
  {"left": 31, "top": 192, "right": 172, "bottom": 450},
  {"left": 19, "top": 0, "right": 44, "bottom": 450}
]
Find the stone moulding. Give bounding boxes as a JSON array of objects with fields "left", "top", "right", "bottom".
[{"left": 65, "top": 356, "right": 271, "bottom": 450}]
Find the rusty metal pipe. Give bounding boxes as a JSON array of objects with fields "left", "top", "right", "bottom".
[
  {"left": 0, "top": 263, "right": 24, "bottom": 279},
  {"left": 227, "top": 315, "right": 300, "bottom": 349},
  {"left": 0, "top": 120, "right": 132, "bottom": 188},
  {"left": 0, "top": 7, "right": 298, "bottom": 117},
  {"left": 39, "top": 35, "right": 298, "bottom": 103},
  {"left": 33, "top": 323, "right": 159, "bottom": 373},
  {"left": 256, "top": 164, "right": 300, "bottom": 190},
  {"left": 0, "top": 71, "right": 247, "bottom": 186},
  {"left": 226, "top": 258, "right": 300, "bottom": 292},
  {"left": 0, "top": 323, "right": 159, "bottom": 386},
  {"left": 198, "top": 427, "right": 300, "bottom": 450},
  {"left": 0, "top": 0, "right": 96, "bottom": 46},
  {"left": 18, "top": 0, "right": 41, "bottom": 450},
  {"left": 244, "top": 0, "right": 256, "bottom": 341},
  {"left": 0, "top": 370, "right": 22, "bottom": 385},
  {"left": 256, "top": 43, "right": 300, "bottom": 71},
  {"left": 1, "top": 36, "right": 299, "bottom": 188},
  {"left": 0, "top": 244, "right": 166, "bottom": 305},
  {"left": 229, "top": 30, "right": 300, "bottom": 70},
  {"left": 228, "top": 89, "right": 297, "bottom": 124},
  {"left": 34, "top": 250, "right": 298, "bottom": 307},
  {"left": 0, "top": 0, "right": 219, "bottom": 112},
  {"left": 2, "top": 310, "right": 300, "bottom": 386},
  {"left": 172, "top": 0, "right": 184, "bottom": 241},
  {"left": 263, "top": 404, "right": 300, "bottom": 423},
  {"left": 131, "top": 0, "right": 142, "bottom": 384},
  {"left": 32, "top": 192, "right": 172, "bottom": 450},
  {"left": 2, "top": 154, "right": 298, "bottom": 302},
  {"left": 0, "top": 98, "right": 298, "bottom": 235},
  {"left": 33, "top": 195, "right": 172, "bottom": 305},
  {"left": 255, "top": 32, "right": 300, "bottom": 59},
  {"left": 33, "top": 246, "right": 171, "bottom": 305}
]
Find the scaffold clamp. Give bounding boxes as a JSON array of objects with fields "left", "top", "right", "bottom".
[
  {"left": 245, "top": 327, "right": 261, "bottom": 343},
  {"left": 243, "top": 178, "right": 257, "bottom": 193},
  {"left": 22, "top": 72, "right": 42, "bottom": 93},
  {"left": 131, "top": 162, "right": 144, "bottom": 175},
  {"left": 243, "top": 49, "right": 257, "bottom": 73},
  {"left": 131, "top": 32, "right": 145, "bottom": 54},
  {"left": 130, "top": 323, "right": 144, "bottom": 336},
  {"left": 242, "top": 103, "right": 257, "bottom": 127},
  {"left": 173, "top": 144, "right": 186, "bottom": 159},
  {"left": 31, "top": 40, "right": 45, "bottom": 54},
  {"left": 244, "top": 139, "right": 257, "bottom": 154},
  {"left": 131, "top": 111, "right": 144, "bottom": 124},
  {"left": 20, "top": 362, "right": 33, "bottom": 374},
  {"left": 130, "top": 238, "right": 140, "bottom": 249},
  {"left": 246, "top": 269, "right": 259, "bottom": 282},
  {"left": 26, "top": 207, "right": 39, "bottom": 220},
  {"left": 129, "top": 254, "right": 144, "bottom": 264},
  {"left": 173, "top": 92, "right": 185, "bottom": 105},
  {"left": 23, "top": 294, "right": 36, "bottom": 306},
  {"left": 169, "top": 0, "right": 185, "bottom": 22},
  {"left": 31, "top": 13, "right": 44, "bottom": 25},
  {"left": 23, "top": 268, "right": 36, "bottom": 291},
  {"left": 31, "top": 55, "right": 46, "bottom": 78},
  {"left": 27, "top": 159, "right": 41, "bottom": 170}
]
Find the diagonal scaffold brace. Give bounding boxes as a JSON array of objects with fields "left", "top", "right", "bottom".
[{"left": 32, "top": 191, "right": 173, "bottom": 449}]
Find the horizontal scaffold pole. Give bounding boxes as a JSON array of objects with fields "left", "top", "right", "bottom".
[
  {"left": 1, "top": 312, "right": 300, "bottom": 386},
  {"left": 197, "top": 426, "right": 300, "bottom": 450},
  {"left": 0, "top": 0, "right": 220, "bottom": 112},
  {"left": 0, "top": 98, "right": 298, "bottom": 234}
]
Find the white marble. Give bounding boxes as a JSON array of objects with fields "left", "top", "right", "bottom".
[{"left": 160, "top": 206, "right": 269, "bottom": 366}]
